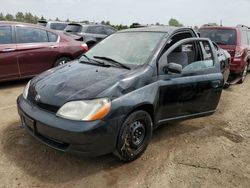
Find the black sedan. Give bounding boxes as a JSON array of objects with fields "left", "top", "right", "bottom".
[{"left": 17, "top": 26, "right": 230, "bottom": 161}]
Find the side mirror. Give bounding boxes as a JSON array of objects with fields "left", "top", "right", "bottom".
[{"left": 163, "top": 63, "right": 182, "bottom": 74}]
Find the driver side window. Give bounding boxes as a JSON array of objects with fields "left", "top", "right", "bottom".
[{"left": 158, "top": 40, "right": 215, "bottom": 75}]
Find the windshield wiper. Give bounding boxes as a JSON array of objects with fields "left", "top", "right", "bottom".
[
  {"left": 80, "top": 54, "right": 110, "bottom": 67},
  {"left": 93, "top": 56, "right": 131, "bottom": 70}
]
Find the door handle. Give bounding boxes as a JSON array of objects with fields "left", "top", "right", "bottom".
[
  {"left": 1, "top": 48, "right": 15, "bottom": 52},
  {"left": 49, "top": 45, "right": 58, "bottom": 49},
  {"left": 211, "top": 80, "right": 221, "bottom": 88}
]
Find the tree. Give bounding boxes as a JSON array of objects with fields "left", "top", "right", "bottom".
[
  {"left": 40, "top": 16, "right": 46, "bottom": 21},
  {"left": 55, "top": 17, "right": 60, "bottom": 21},
  {"left": 15, "top": 12, "right": 24, "bottom": 22},
  {"left": 0, "top": 13, "right": 4, "bottom": 20},
  {"left": 194, "top": 26, "right": 199, "bottom": 31},
  {"left": 168, "top": 18, "right": 183, "bottom": 27},
  {"left": 130, "top": 23, "right": 141, "bottom": 28},
  {"left": 5, "top": 13, "right": 14, "bottom": 21}
]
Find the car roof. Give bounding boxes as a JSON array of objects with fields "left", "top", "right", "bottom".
[
  {"left": 47, "top": 21, "right": 68, "bottom": 24},
  {"left": 67, "top": 22, "right": 115, "bottom": 28},
  {"left": 0, "top": 21, "right": 63, "bottom": 34},
  {"left": 0, "top": 21, "right": 45, "bottom": 28},
  {"left": 200, "top": 26, "right": 238, "bottom": 30},
  {"left": 119, "top": 26, "right": 194, "bottom": 34}
]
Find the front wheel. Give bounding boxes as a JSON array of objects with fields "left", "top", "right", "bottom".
[{"left": 114, "top": 111, "right": 153, "bottom": 162}]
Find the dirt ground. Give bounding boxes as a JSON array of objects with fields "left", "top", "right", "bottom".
[{"left": 0, "top": 78, "right": 249, "bottom": 188}]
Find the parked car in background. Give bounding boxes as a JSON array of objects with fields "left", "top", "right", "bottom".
[
  {"left": 64, "top": 23, "right": 117, "bottom": 48},
  {"left": 0, "top": 21, "right": 88, "bottom": 82},
  {"left": 46, "top": 21, "right": 68, "bottom": 31},
  {"left": 199, "top": 25, "right": 250, "bottom": 83},
  {"left": 17, "top": 26, "right": 229, "bottom": 162},
  {"left": 37, "top": 20, "right": 47, "bottom": 27}
]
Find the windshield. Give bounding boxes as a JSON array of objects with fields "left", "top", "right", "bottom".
[
  {"left": 64, "top": 24, "right": 81, "bottom": 32},
  {"left": 50, "top": 23, "right": 68, "bottom": 30},
  {"left": 85, "top": 32, "right": 165, "bottom": 65},
  {"left": 199, "top": 28, "right": 237, "bottom": 45}
]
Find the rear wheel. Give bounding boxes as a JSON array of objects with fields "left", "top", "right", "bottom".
[
  {"left": 54, "top": 57, "right": 71, "bottom": 67},
  {"left": 239, "top": 64, "right": 248, "bottom": 84},
  {"left": 114, "top": 111, "right": 153, "bottom": 162}
]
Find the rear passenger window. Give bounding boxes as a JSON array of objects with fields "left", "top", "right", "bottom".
[
  {"left": 241, "top": 31, "right": 248, "bottom": 45},
  {"left": 17, "top": 27, "right": 48, "bottom": 43},
  {"left": 247, "top": 32, "right": 250, "bottom": 45},
  {"left": 86, "top": 26, "right": 105, "bottom": 34},
  {"left": 0, "top": 26, "right": 12, "bottom": 44},
  {"left": 105, "top": 27, "right": 116, "bottom": 35},
  {"left": 47, "top": 31, "right": 58, "bottom": 42}
]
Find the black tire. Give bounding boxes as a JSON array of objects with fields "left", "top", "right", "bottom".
[
  {"left": 238, "top": 64, "right": 248, "bottom": 84},
  {"left": 54, "top": 57, "right": 71, "bottom": 67},
  {"left": 114, "top": 110, "right": 153, "bottom": 162}
]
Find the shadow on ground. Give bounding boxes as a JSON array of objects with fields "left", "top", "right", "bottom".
[
  {"left": 1, "top": 120, "right": 204, "bottom": 184},
  {"left": 0, "top": 79, "right": 29, "bottom": 90}
]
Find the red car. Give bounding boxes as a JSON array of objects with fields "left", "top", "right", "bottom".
[
  {"left": 0, "top": 21, "right": 88, "bottom": 82},
  {"left": 199, "top": 25, "right": 250, "bottom": 83}
]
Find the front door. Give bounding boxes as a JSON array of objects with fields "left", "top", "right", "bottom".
[
  {"left": 157, "top": 38, "right": 224, "bottom": 123},
  {"left": 16, "top": 26, "right": 59, "bottom": 77},
  {"left": 0, "top": 25, "right": 19, "bottom": 81}
]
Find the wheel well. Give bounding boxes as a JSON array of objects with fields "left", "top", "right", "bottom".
[
  {"left": 53, "top": 55, "right": 73, "bottom": 67},
  {"left": 130, "top": 104, "right": 155, "bottom": 124}
]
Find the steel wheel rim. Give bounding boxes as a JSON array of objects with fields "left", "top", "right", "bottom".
[{"left": 129, "top": 120, "right": 145, "bottom": 148}]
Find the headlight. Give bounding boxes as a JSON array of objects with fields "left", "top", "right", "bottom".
[
  {"left": 56, "top": 98, "right": 111, "bottom": 121},
  {"left": 23, "top": 80, "right": 31, "bottom": 99}
]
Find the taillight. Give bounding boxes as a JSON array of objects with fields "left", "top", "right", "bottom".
[
  {"left": 80, "top": 43, "right": 88, "bottom": 52},
  {"left": 235, "top": 46, "right": 245, "bottom": 58}
]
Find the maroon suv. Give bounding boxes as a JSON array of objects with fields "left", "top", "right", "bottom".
[
  {"left": 0, "top": 21, "right": 88, "bottom": 82},
  {"left": 199, "top": 25, "right": 250, "bottom": 83}
]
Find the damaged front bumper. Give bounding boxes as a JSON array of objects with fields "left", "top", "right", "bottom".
[{"left": 17, "top": 95, "right": 123, "bottom": 157}]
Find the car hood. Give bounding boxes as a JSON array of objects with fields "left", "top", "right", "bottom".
[{"left": 29, "top": 61, "right": 133, "bottom": 107}]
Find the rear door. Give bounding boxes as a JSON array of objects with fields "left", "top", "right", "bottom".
[
  {"left": 16, "top": 26, "right": 60, "bottom": 77},
  {"left": 0, "top": 25, "right": 19, "bottom": 81},
  {"left": 157, "top": 38, "right": 224, "bottom": 123}
]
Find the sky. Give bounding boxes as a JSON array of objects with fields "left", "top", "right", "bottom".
[{"left": 1, "top": 0, "right": 250, "bottom": 27}]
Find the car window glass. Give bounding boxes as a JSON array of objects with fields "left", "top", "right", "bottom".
[
  {"left": 50, "top": 23, "right": 68, "bottom": 31},
  {"left": 86, "top": 32, "right": 165, "bottom": 65},
  {"left": 47, "top": 31, "right": 58, "bottom": 42},
  {"left": 105, "top": 27, "right": 116, "bottom": 35},
  {"left": 0, "top": 26, "right": 12, "bottom": 44},
  {"left": 241, "top": 30, "right": 248, "bottom": 45},
  {"left": 86, "top": 26, "right": 105, "bottom": 34},
  {"left": 17, "top": 27, "right": 48, "bottom": 43},
  {"left": 64, "top": 24, "right": 81, "bottom": 32},
  {"left": 183, "top": 41, "right": 214, "bottom": 72},
  {"left": 199, "top": 28, "right": 236, "bottom": 45},
  {"left": 247, "top": 31, "right": 250, "bottom": 45}
]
